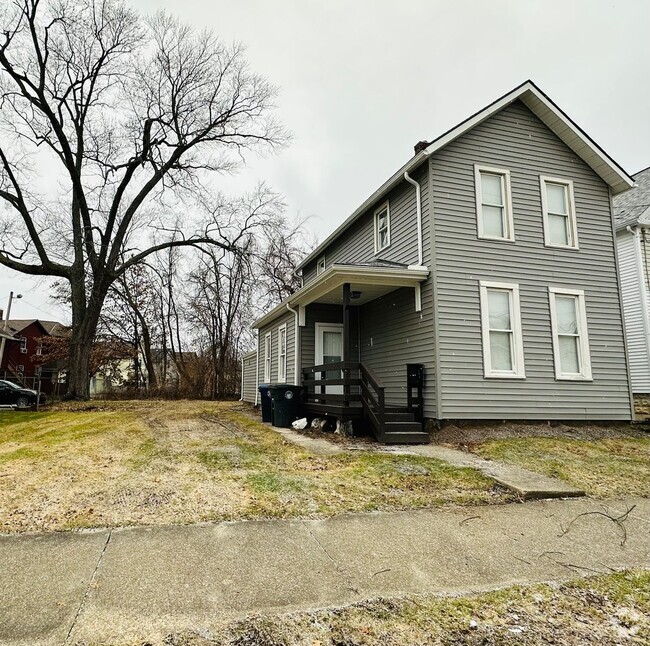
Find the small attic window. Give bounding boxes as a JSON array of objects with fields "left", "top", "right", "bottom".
[
  {"left": 316, "top": 256, "right": 326, "bottom": 275},
  {"left": 374, "top": 202, "right": 390, "bottom": 253}
]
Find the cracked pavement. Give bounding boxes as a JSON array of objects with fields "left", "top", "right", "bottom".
[{"left": 0, "top": 496, "right": 648, "bottom": 645}]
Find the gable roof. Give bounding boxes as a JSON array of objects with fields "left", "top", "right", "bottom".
[
  {"left": 613, "top": 166, "right": 650, "bottom": 231},
  {"left": 297, "top": 80, "right": 634, "bottom": 272},
  {"left": 1, "top": 319, "right": 66, "bottom": 337}
]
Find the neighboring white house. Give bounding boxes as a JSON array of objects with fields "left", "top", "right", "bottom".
[{"left": 614, "top": 166, "right": 650, "bottom": 394}]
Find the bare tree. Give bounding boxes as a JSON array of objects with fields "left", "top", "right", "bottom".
[{"left": 0, "top": 0, "right": 286, "bottom": 398}]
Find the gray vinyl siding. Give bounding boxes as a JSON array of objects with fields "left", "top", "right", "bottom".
[
  {"left": 359, "top": 286, "right": 436, "bottom": 416},
  {"left": 299, "top": 165, "right": 436, "bottom": 416},
  {"left": 241, "top": 352, "right": 258, "bottom": 403},
  {"left": 258, "top": 312, "right": 296, "bottom": 386},
  {"left": 302, "top": 165, "right": 429, "bottom": 284},
  {"left": 431, "top": 100, "right": 632, "bottom": 420},
  {"left": 617, "top": 230, "right": 650, "bottom": 393}
]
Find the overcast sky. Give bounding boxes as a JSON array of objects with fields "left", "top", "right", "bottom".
[{"left": 1, "top": 0, "right": 649, "bottom": 323}]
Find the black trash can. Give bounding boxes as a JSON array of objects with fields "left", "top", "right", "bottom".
[
  {"left": 269, "top": 384, "right": 304, "bottom": 428},
  {"left": 258, "top": 384, "right": 273, "bottom": 423}
]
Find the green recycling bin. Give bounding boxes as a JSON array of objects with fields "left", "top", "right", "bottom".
[{"left": 269, "top": 384, "right": 304, "bottom": 428}]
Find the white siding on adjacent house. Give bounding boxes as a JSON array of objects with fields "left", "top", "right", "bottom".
[{"left": 617, "top": 230, "right": 650, "bottom": 393}]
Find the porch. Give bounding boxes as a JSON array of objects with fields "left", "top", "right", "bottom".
[
  {"left": 253, "top": 262, "right": 432, "bottom": 443},
  {"left": 301, "top": 360, "right": 428, "bottom": 444}
]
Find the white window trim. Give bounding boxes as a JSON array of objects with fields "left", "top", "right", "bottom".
[
  {"left": 373, "top": 201, "right": 391, "bottom": 254},
  {"left": 548, "top": 287, "right": 592, "bottom": 381},
  {"left": 316, "top": 256, "right": 326, "bottom": 276},
  {"left": 474, "top": 165, "right": 515, "bottom": 242},
  {"left": 540, "top": 176, "right": 579, "bottom": 250},
  {"left": 479, "top": 280, "right": 526, "bottom": 379},
  {"left": 263, "top": 332, "right": 272, "bottom": 383},
  {"left": 277, "top": 323, "right": 287, "bottom": 383}
]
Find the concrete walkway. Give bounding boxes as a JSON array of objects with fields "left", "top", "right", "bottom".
[
  {"left": 270, "top": 424, "right": 584, "bottom": 499},
  {"left": 379, "top": 444, "right": 586, "bottom": 499},
  {"left": 1, "top": 496, "right": 648, "bottom": 645}
]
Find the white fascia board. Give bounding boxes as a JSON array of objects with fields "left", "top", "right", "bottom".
[
  {"left": 295, "top": 152, "right": 429, "bottom": 271},
  {"left": 423, "top": 81, "right": 634, "bottom": 195},
  {"left": 295, "top": 81, "right": 633, "bottom": 272},
  {"left": 252, "top": 264, "right": 430, "bottom": 329}
]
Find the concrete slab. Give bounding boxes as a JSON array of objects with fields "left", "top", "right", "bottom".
[
  {"left": 308, "top": 497, "right": 649, "bottom": 600},
  {"left": 383, "top": 444, "right": 585, "bottom": 499},
  {"left": 0, "top": 530, "right": 109, "bottom": 646},
  {"left": 69, "top": 518, "right": 353, "bottom": 644},
  {"left": 2, "top": 498, "right": 648, "bottom": 645}
]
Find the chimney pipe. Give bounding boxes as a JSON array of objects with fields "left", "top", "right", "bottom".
[{"left": 413, "top": 141, "right": 429, "bottom": 155}]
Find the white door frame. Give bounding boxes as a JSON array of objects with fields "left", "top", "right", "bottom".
[{"left": 314, "top": 322, "right": 344, "bottom": 394}]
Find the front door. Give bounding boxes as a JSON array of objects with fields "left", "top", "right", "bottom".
[{"left": 315, "top": 323, "right": 343, "bottom": 394}]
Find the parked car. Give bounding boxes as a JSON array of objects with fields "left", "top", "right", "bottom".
[{"left": 0, "top": 379, "right": 46, "bottom": 408}]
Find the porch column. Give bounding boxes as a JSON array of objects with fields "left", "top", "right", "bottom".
[
  {"left": 342, "top": 282, "right": 351, "bottom": 361},
  {"left": 342, "top": 282, "right": 351, "bottom": 408}
]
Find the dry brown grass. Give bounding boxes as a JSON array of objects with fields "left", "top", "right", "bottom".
[
  {"left": 0, "top": 400, "right": 505, "bottom": 534},
  {"left": 107, "top": 570, "right": 650, "bottom": 645},
  {"left": 474, "top": 435, "right": 650, "bottom": 498}
]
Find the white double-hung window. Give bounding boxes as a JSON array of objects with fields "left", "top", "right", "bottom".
[
  {"left": 540, "top": 177, "right": 578, "bottom": 249},
  {"left": 374, "top": 202, "right": 390, "bottom": 253},
  {"left": 479, "top": 281, "right": 525, "bottom": 378},
  {"left": 548, "top": 287, "right": 591, "bottom": 380},
  {"left": 277, "top": 324, "right": 287, "bottom": 383},
  {"left": 474, "top": 165, "right": 514, "bottom": 241},
  {"left": 263, "top": 332, "right": 272, "bottom": 383}
]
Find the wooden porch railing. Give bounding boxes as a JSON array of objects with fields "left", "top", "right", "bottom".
[{"left": 302, "top": 361, "right": 387, "bottom": 436}]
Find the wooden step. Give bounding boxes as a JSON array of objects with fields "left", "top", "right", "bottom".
[
  {"left": 384, "top": 412, "right": 415, "bottom": 422},
  {"left": 378, "top": 421, "right": 429, "bottom": 445},
  {"left": 380, "top": 430, "right": 430, "bottom": 445}
]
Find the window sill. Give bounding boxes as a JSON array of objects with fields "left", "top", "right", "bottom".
[
  {"left": 544, "top": 243, "right": 580, "bottom": 251},
  {"left": 477, "top": 235, "right": 516, "bottom": 243},
  {"left": 555, "top": 375, "right": 593, "bottom": 382},
  {"left": 374, "top": 244, "right": 391, "bottom": 256},
  {"left": 484, "top": 373, "right": 526, "bottom": 380}
]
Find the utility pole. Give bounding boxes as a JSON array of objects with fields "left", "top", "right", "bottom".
[{"left": 0, "top": 292, "right": 22, "bottom": 377}]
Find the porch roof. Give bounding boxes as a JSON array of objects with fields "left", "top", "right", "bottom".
[{"left": 253, "top": 263, "right": 430, "bottom": 329}]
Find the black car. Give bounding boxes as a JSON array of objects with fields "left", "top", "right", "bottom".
[{"left": 0, "top": 379, "right": 46, "bottom": 408}]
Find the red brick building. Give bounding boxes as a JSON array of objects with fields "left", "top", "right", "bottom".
[{"left": 0, "top": 319, "right": 67, "bottom": 395}]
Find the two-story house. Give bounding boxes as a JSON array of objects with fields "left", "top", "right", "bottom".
[
  {"left": 245, "top": 81, "right": 635, "bottom": 443},
  {"left": 0, "top": 319, "right": 67, "bottom": 394}
]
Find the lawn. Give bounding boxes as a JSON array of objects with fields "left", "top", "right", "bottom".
[
  {"left": 474, "top": 435, "right": 650, "bottom": 498},
  {"left": 148, "top": 570, "right": 650, "bottom": 645},
  {"left": 0, "top": 401, "right": 506, "bottom": 533}
]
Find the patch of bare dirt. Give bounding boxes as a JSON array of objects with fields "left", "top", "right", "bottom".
[{"left": 431, "top": 420, "right": 648, "bottom": 447}]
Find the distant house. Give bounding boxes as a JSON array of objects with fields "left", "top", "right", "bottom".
[
  {"left": 613, "top": 167, "right": 650, "bottom": 393},
  {"left": 0, "top": 319, "right": 67, "bottom": 394},
  {"left": 242, "top": 81, "right": 635, "bottom": 443}
]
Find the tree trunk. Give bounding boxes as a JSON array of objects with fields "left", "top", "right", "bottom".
[
  {"left": 64, "top": 278, "right": 106, "bottom": 400},
  {"left": 65, "top": 333, "right": 93, "bottom": 400}
]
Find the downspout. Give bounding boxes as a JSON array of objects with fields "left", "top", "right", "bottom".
[
  {"left": 286, "top": 303, "right": 300, "bottom": 386},
  {"left": 404, "top": 171, "right": 424, "bottom": 267},
  {"left": 254, "top": 329, "right": 260, "bottom": 406},
  {"left": 628, "top": 225, "right": 650, "bottom": 377}
]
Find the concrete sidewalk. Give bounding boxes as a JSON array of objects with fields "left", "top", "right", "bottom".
[{"left": 1, "top": 497, "right": 648, "bottom": 645}]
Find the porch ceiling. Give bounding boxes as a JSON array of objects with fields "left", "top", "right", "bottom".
[{"left": 253, "top": 264, "right": 429, "bottom": 329}]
